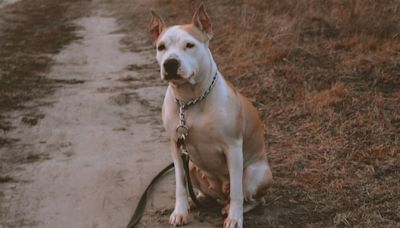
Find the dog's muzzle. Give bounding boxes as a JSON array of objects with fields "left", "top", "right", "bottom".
[{"left": 163, "top": 58, "right": 181, "bottom": 80}]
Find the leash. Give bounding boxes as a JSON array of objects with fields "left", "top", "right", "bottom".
[
  {"left": 126, "top": 72, "right": 218, "bottom": 228},
  {"left": 126, "top": 162, "right": 174, "bottom": 228}
]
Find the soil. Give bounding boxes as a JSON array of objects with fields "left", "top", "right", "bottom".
[{"left": 0, "top": 0, "right": 177, "bottom": 227}]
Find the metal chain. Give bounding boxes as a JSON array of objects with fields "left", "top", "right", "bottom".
[
  {"left": 175, "top": 71, "right": 218, "bottom": 133},
  {"left": 175, "top": 71, "right": 218, "bottom": 155},
  {"left": 175, "top": 72, "right": 218, "bottom": 110}
]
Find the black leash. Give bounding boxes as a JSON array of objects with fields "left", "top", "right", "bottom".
[
  {"left": 126, "top": 154, "right": 200, "bottom": 228},
  {"left": 181, "top": 149, "right": 201, "bottom": 207},
  {"left": 126, "top": 162, "right": 174, "bottom": 228}
]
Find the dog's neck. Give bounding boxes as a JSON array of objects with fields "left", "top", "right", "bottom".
[
  {"left": 170, "top": 70, "right": 217, "bottom": 104},
  {"left": 170, "top": 50, "right": 218, "bottom": 104}
]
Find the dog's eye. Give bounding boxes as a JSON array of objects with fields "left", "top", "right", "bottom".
[
  {"left": 157, "top": 44, "right": 166, "bottom": 51},
  {"left": 186, "top": 43, "right": 195, "bottom": 49}
]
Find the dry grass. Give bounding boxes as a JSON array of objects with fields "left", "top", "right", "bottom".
[{"left": 152, "top": 0, "right": 400, "bottom": 226}]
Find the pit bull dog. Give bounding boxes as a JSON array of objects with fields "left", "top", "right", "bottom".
[{"left": 150, "top": 4, "right": 272, "bottom": 228}]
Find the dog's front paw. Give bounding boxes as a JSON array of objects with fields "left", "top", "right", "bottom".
[
  {"left": 223, "top": 209, "right": 243, "bottom": 228},
  {"left": 223, "top": 216, "right": 243, "bottom": 228},
  {"left": 169, "top": 209, "right": 189, "bottom": 226}
]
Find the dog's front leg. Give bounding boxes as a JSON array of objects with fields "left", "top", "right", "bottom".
[
  {"left": 169, "top": 141, "right": 190, "bottom": 226},
  {"left": 224, "top": 143, "right": 244, "bottom": 228}
]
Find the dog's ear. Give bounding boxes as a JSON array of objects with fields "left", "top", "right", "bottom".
[
  {"left": 149, "top": 11, "right": 165, "bottom": 46},
  {"left": 192, "top": 3, "right": 213, "bottom": 40}
]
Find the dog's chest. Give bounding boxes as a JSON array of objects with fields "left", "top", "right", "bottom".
[
  {"left": 187, "top": 126, "right": 228, "bottom": 175},
  {"left": 174, "top": 108, "right": 230, "bottom": 178},
  {"left": 185, "top": 123, "right": 229, "bottom": 178}
]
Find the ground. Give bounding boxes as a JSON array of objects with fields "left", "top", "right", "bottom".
[{"left": 0, "top": 0, "right": 399, "bottom": 228}]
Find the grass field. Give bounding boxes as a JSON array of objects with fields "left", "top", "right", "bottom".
[{"left": 153, "top": 0, "right": 400, "bottom": 226}]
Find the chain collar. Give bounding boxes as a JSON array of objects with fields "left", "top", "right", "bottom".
[
  {"left": 175, "top": 71, "right": 218, "bottom": 110},
  {"left": 175, "top": 71, "right": 218, "bottom": 141}
]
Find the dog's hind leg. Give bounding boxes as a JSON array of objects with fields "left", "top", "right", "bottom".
[{"left": 243, "top": 160, "right": 272, "bottom": 211}]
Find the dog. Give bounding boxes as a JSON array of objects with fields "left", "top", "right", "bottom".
[{"left": 150, "top": 4, "right": 272, "bottom": 228}]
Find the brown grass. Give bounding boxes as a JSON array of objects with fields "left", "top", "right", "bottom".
[{"left": 152, "top": 0, "right": 400, "bottom": 226}]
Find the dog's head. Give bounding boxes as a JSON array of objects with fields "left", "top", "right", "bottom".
[{"left": 149, "top": 4, "right": 213, "bottom": 85}]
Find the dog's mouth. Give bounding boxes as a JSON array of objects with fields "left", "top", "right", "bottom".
[
  {"left": 163, "top": 72, "right": 195, "bottom": 85},
  {"left": 163, "top": 72, "right": 182, "bottom": 81}
]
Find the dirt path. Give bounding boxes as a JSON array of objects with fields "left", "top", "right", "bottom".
[
  {"left": 0, "top": 0, "right": 231, "bottom": 226},
  {"left": 0, "top": 1, "right": 184, "bottom": 228},
  {"left": 0, "top": 0, "right": 18, "bottom": 9}
]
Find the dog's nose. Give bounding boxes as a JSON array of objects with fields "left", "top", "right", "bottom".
[{"left": 163, "top": 58, "right": 180, "bottom": 78}]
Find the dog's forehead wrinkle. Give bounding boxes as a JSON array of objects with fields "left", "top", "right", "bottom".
[{"left": 160, "top": 25, "right": 201, "bottom": 45}]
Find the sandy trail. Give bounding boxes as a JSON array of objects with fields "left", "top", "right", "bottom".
[
  {"left": 0, "top": 0, "right": 19, "bottom": 9},
  {"left": 0, "top": 0, "right": 230, "bottom": 226},
  {"left": 0, "top": 7, "right": 182, "bottom": 228}
]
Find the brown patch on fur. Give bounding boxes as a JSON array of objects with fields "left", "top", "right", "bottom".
[
  {"left": 225, "top": 77, "right": 264, "bottom": 156},
  {"left": 154, "top": 24, "right": 207, "bottom": 46},
  {"left": 189, "top": 161, "right": 226, "bottom": 201},
  {"left": 179, "top": 24, "right": 208, "bottom": 43}
]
